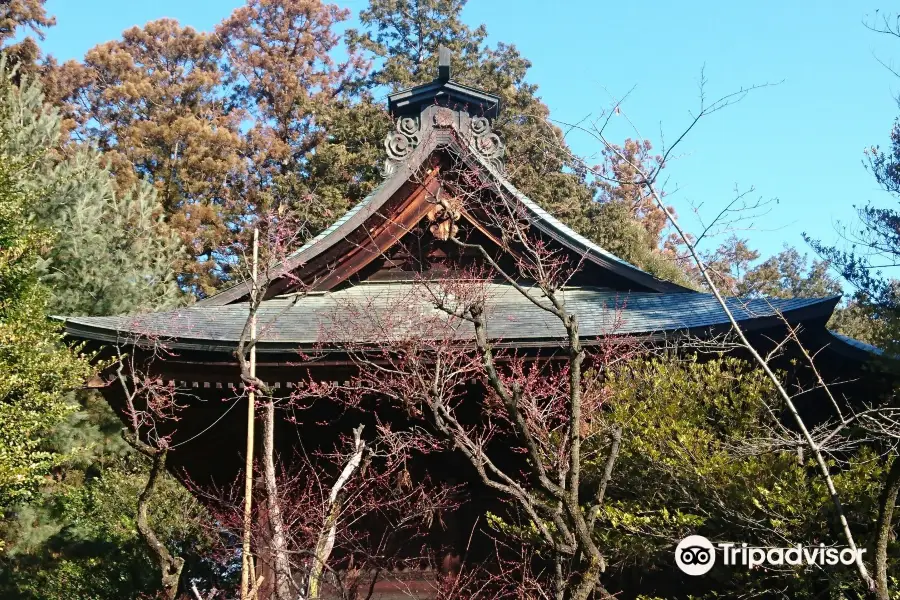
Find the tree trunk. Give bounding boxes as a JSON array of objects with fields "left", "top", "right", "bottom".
[
  {"left": 308, "top": 425, "right": 366, "bottom": 599},
  {"left": 875, "top": 454, "right": 900, "bottom": 600},
  {"left": 254, "top": 491, "right": 276, "bottom": 600},
  {"left": 263, "top": 399, "right": 293, "bottom": 600},
  {"left": 131, "top": 439, "right": 185, "bottom": 600}
]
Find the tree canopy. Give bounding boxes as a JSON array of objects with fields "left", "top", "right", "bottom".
[{"left": 0, "top": 58, "right": 93, "bottom": 511}]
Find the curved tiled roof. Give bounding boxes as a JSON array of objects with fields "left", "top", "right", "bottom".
[
  {"left": 828, "top": 330, "right": 885, "bottom": 357},
  {"left": 62, "top": 283, "right": 839, "bottom": 354}
]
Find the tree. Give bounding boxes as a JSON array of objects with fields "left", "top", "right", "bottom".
[
  {"left": 698, "top": 234, "right": 761, "bottom": 295},
  {"left": 803, "top": 12, "right": 900, "bottom": 354},
  {"left": 217, "top": 0, "right": 374, "bottom": 237},
  {"left": 348, "top": 2, "right": 598, "bottom": 247},
  {"left": 215, "top": 209, "right": 452, "bottom": 600},
  {"left": 737, "top": 246, "right": 841, "bottom": 299},
  {"left": 61, "top": 205, "right": 452, "bottom": 600},
  {"left": 352, "top": 0, "right": 595, "bottom": 219},
  {"left": 806, "top": 143, "right": 900, "bottom": 352},
  {"left": 583, "top": 194, "right": 691, "bottom": 288},
  {"left": 577, "top": 80, "right": 891, "bottom": 596},
  {"left": 48, "top": 19, "right": 246, "bottom": 296},
  {"left": 829, "top": 300, "right": 889, "bottom": 345},
  {"left": 42, "top": 0, "right": 706, "bottom": 294},
  {"left": 0, "top": 58, "right": 209, "bottom": 599},
  {"left": 0, "top": 0, "right": 54, "bottom": 73},
  {"left": 0, "top": 57, "right": 93, "bottom": 512},
  {"left": 45, "top": 6, "right": 383, "bottom": 295},
  {"left": 0, "top": 65, "right": 183, "bottom": 316},
  {"left": 0, "top": 404, "right": 220, "bottom": 600},
  {"left": 348, "top": 1, "right": 701, "bottom": 285},
  {"left": 698, "top": 237, "right": 841, "bottom": 300},
  {"left": 602, "top": 355, "right": 886, "bottom": 598},
  {"left": 297, "top": 148, "right": 650, "bottom": 599},
  {"left": 593, "top": 139, "right": 670, "bottom": 249}
]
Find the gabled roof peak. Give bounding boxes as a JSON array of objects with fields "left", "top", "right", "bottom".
[
  {"left": 384, "top": 47, "right": 505, "bottom": 175},
  {"left": 387, "top": 46, "right": 501, "bottom": 119}
]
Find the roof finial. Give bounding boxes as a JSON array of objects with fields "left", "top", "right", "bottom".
[
  {"left": 438, "top": 45, "right": 451, "bottom": 81},
  {"left": 384, "top": 45, "right": 503, "bottom": 175}
]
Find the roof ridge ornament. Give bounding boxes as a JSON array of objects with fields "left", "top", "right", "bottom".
[
  {"left": 438, "top": 45, "right": 451, "bottom": 81},
  {"left": 468, "top": 115, "right": 505, "bottom": 172},
  {"left": 383, "top": 47, "right": 505, "bottom": 176}
]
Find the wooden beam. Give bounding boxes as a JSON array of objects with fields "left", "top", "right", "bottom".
[{"left": 264, "top": 168, "right": 443, "bottom": 295}]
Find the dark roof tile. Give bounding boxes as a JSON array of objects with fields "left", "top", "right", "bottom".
[{"left": 62, "top": 283, "right": 838, "bottom": 353}]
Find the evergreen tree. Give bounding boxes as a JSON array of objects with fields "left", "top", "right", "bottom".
[
  {"left": 44, "top": 5, "right": 383, "bottom": 294},
  {"left": 803, "top": 22, "right": 900, "bottom": 349},
  {"left": 41, "top": 0, "right": 705, "bottom": 288},
  {"left": 593, "top": 139, "right": 671, "bottom": 248},
  {"left": 0, "top": 395, "right": 221, "bottom": 600},
  {"left": 347, "top": 1, "right": 698, "bottom": 283},
  {"left": 0, "top": 57, "right": 92, "bottom": 513},
  {"left": 698, "top": 237, "right": 841, "bottom": 300},
  {"left": 0, "top": 58, "right": 212, "bottom": 599},
  {"left": 348, "top": 0, "right": 595, "bottom": 224},
  {"left": 217, "top": 0, "right": 375, "bottom": 235},
  {"left": 807, "top": 122, "right": 900, "bottom": 350},
  {"left": 0, "top": 62, "right": 183, "bottom": 316}
]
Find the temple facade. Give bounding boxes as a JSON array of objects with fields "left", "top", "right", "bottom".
[{"left": 61, "top": 50, "right": 883, "bottom": 599}]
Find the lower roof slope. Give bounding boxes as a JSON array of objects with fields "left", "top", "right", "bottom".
[{"left": 62, "top": 282, "right": 839, "bottom": 354}]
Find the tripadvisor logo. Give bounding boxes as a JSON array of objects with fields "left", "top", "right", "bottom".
[
  {"left": 675, "top": 535, "right": 716, "bottom": 575},
  {"left": 675, "top": 535, "right": 866, "bottom": 576}
]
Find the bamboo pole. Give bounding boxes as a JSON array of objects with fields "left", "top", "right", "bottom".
[{"left": 241, "top": 227, "right": 259, "bottom": 599}]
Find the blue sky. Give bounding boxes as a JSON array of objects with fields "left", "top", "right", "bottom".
[{"left": 40, "top": 0, "right": 900, "bottom": 265}]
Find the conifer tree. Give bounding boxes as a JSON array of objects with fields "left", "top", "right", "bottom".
[
  {"left": 0, "top": 58, "right": 209, "bottom": 598},
  {"left": 216, "top": 0, "right": 380, "bottom": 237},
  {"left": 47, "top": 20, "right": 245, "bottom": 295},
  {"left": 346, "top": 0, "right": 698, "bottom": 283},
  {"left": 46, "top": 7, "right": 381, "bottom": 293},
  {"left": 736, "top": 246, "right": 841, "bottom": 299},
  {"left": 0, "top": 63, "right": 183, "bottom": 315},
  {"left": 348, "top": 0, "right": 595, "bottom": 224},
  {"left": 806, "top": 111, "right": 900, "bottom": 348},
  {"left": 0, "top": 57, "right": 92, "bottom": 512}
]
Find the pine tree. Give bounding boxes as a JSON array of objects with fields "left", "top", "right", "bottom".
[
  {"left": 0, "top": 57, "right": 92, "bottom": 512},
  {"left": 43, "top": 0, "right": 705, "bottom": 288},
  {"left": 806, "top": 116, "right": 900, "bottom": 349},
  {"left": 45, "top": 7, "right": 382, "bottom": 293},
  {"left": 0, "top": 58, "right": 211, "bottom": 597},
  {"left": 0, "top": 62, "right": 183, "bottom": 316}
]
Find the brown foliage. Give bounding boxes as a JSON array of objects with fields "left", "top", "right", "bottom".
[
  {"left": 44, "top": 2, "right": 376, "bottom": 296},
  {"left": 218, "top": 0, "right": 368, "bottom": 188},
  {"left": 596, "top": 139, "right": 670, "bottom": 248},
  {"left": 0, "top": 0, "right": 54, "bottom": 72},
  {"left": 49, "top": 19, "right": 246, "bottom": 295}
]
